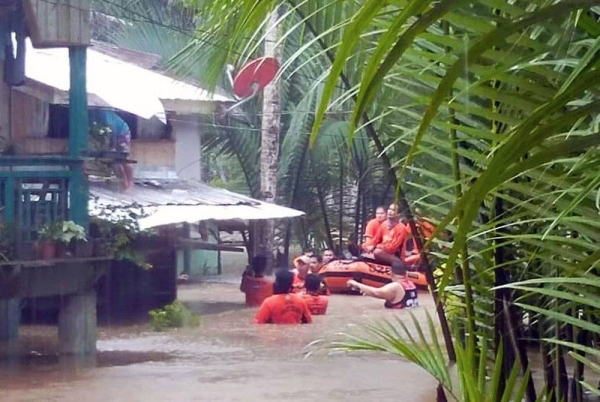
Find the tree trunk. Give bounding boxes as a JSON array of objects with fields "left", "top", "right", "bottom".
[
  {"left": 338, "top": 153, "right": 344, "bottom": 253},
  {"left": 259, "top": 7, "right": 282, "bottom": 271}
]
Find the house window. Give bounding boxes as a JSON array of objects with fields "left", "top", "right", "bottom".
[
  {"left": 47, "top": 105, "right": 138, "bottom": 139},
  {"left": 47, "top": 105, "right": 69, "bottom": 139}
]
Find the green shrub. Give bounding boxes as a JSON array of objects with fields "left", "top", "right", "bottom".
[{"left": 148, "top": 301, "right": 200, "bottom": 331}]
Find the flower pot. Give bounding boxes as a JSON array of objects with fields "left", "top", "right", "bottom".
[{"left": 40, "top": 241, "right": 57, "bottom": 259}]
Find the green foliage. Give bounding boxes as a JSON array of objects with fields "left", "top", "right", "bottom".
[
  {"left": 38, "top": 220, "right": 87, "bottom": 244},
  {"left": 89, "top": 121, "right": 112, "bottom": 150},
  {"left": 329, "top": 312, "right": 543, "bottom": 402},
  {"left": 148, "top": 300, "right": 200, "bottom": 331},
  {"left": 185, "top": 0, "right": 600, "bottom": 400},
  {"left": 94, "top": 0, "right": 397, "bottom": 249},
  {"left": 89, "top": 218, "right": 152, "bottom": 269}
]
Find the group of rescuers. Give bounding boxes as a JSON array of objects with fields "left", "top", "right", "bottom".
[{"left": 241, "top": 203, "right": 420, "bottom": 325}]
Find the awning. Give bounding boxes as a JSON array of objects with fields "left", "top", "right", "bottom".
[
  {"left": 24, "top": 40, "right": 232, "bottom": 121},
  {"left": 89, "top": 179, "right": 304, "bottom": 231},
  {"left": 136, "top": 203, "right": 304, "bottom": 231}
]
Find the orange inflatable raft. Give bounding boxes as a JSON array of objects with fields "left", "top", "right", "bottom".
[{"left": 319, "top": 259, "right": 428, "bottom": 293}]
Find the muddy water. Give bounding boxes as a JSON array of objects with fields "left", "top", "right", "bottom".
[{"left": 0, "top": 282, "right": 439, "bottom": 402}]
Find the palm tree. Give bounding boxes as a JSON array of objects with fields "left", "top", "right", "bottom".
[
  {"left": 258, "top": 7, "right": 282, "bottom": 266},
  {"left": 177, "top": 1, "right": 600, "bottom": 401},
  {"left": 91, "top": 0, "right": 396, "bottom": 260}
]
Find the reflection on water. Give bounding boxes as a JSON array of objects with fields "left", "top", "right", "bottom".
[
  {"left": 0, "top": 350, "right": 174, "bottom": 369},
  {"left": 0, "top": 283, "right": 438, "bottom": 402}
]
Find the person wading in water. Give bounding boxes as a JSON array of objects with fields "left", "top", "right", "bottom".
[
  {"left": 254, "top": 270, "right": 313, "bottom": 324},
  {"left": 346, "top": 261, "right": 418, "bottom": 309}
]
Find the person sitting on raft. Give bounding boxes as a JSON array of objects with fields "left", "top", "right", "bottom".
[
  {"left": 254, "top": 270, "right": 313, "bottom": 324},
  {"left": 361, "top": 206, "right": 387, "bottom": 252},
  {"left": 302, "top": 274, "right": 329, "bottom": 315},
  {"left": 291, "top": 255, "right": 311, "bottom": 293},
  {"left": 306, "top": 256, "right": 329, "bottom": 295},
  {"left": 365, "top": 203, "right": 410, "bottom": 266},
  {"left": 346, "top": 261, "right": 418, "bottom": 309},
  {"left": 321, "top": 248, "right": 336, "bottom": 265},
  {"left": 240, "top": 254, "right": 273, "bottom": 307},
  {"left": 309, "top": 255, "right": 322, "bottom": 274}
]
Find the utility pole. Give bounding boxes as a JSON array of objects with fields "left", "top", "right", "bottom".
[{"left": 258, "top": 7, "right": 282, "bottom": 271}]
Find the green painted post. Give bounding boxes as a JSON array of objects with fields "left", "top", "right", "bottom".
[
  {"left": 68, "top": 47, "right": 89, "bottom": 229},
  {"left": 4, "top": 176, "right": 14, "bottom": 224},
  {"left": 182, "top": 222, "right": 191, "bottom": 275}
]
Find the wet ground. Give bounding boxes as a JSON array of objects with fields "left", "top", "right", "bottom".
[{"left": 0, "top": 280, "right": 439, "bottom": 402}]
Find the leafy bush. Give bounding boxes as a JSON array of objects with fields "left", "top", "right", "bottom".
[
  {"left": 148, "top": 301, "right": 200, "bottom": 331},
  {"left": 38, "top": 220, "right": 87, "bottom": 243}
]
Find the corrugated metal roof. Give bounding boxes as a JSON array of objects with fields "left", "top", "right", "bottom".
[
  {"left": 25, "top": 40, "right": 233, "bottom": 121},
  {"left": 90, "top": 40, "right": 162, "bottom": 70},
  {"left": 89, "top": 179, "right": 304, "bottom": 230},
  {"left": 90, "top": 179, "right": 257, "bottom": 208}
]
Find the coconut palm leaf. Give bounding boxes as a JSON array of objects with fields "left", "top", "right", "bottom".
[
  {"left": 330, "top": 312, "right": 544, "bottom": 402},
  {"left": 159, "top": 0, "right": 600, "bottom": 398}
]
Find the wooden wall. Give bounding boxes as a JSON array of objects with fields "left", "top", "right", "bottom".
[
  {"left": 11, "top": 90, "right": 49, "bottom": 140},
  {"left": 9, "top": 90, "right": 176, "bottom": 169},
  {"left": 130, "top": 140, "right": 176, "bottom": 168},
  {"left": 23, "top": 0, "right": 90, "bottom": 48}
]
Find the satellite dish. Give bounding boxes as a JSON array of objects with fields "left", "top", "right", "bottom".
[
  {"left": 220, "top": 57, "right": 280, "bottom": 125},
  {"left": 232, "top": 57, "right": 279, "bottom": 98}
]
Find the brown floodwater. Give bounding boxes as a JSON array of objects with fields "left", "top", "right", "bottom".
[{"left": 0, "top": 281, "right": 439, "bottom": 402}]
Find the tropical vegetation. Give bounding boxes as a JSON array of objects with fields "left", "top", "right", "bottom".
[
  {"left": 91, "top": 0, "right": 396, "bottom": 258},
  {"left": 92, "top": 1, "right": 600, "bottom": 401},
  {"left": 182, "top": 1, "right": 599, "bottom": 401},
  {"left": 148, "top": 300, "right": 201, "bottom": 331}
]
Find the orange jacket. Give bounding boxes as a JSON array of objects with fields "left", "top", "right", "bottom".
[
  {"left": 302, "top": 293, "right": 329, "bottom": 315},
  {"left": 373, "top": 221, "right": 409, "bottom": 255},
  {"left": 361, "top": 218, "right": 383, "bottom": 251},
  {"left": 254, "top": 294, "right": 313, "bottom": 324},
  {"left": 291, "top": 273, "right": 306, "bottom": 293}
]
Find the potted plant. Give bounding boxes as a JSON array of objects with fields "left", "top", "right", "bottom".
[
  {"left": 62, "top": 221, "right": 91, "bottom": 257},
  {"left": 38, "top": 220, "right": 88, "bottom": 259},
  {"left": 38, "top": 221, "right": 63, "bottom": 259}
]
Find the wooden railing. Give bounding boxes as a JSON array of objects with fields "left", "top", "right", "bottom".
[
  {"left": 17, "top": 138, "right": 176, "bottom": 168},
  {"left": 0, "top": 155, "right": 82, "bottom": 242}
]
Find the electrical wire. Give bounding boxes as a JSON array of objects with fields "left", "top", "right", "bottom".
[
  {"left": 37, "top": 0, "right": 353, "bottom": 92},
  {"left": 33, "top": 0, "right": 392, "bottom": 141},
  {"left": 166, "top": 116, "right": 373, "bottom": 140}
]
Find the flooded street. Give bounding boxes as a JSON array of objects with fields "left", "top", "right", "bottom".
[{"left": 0, "top": 281, "right": 438, "bottom": 401}]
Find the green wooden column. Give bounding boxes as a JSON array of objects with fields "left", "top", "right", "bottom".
[
  {"left": 68, "top": 46, "right": 89, "bottom": 229},
  {"left": 182, "top": 222, "right": 191, "bottom": 275}
]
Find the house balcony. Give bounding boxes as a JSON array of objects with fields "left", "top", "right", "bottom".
[{"left": 11, "top": 137, "right": 176, "bottom": 169}]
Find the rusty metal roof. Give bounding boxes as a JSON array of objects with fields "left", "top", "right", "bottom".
[
  {"left": 90, "top": 40, "right": 162, "bottom": 70},
  {"left": 90, "top": 178, "right": 258, "bottom": 208},
  {"left": 89, "top": 179, "right": 304, "bottom": 230}
]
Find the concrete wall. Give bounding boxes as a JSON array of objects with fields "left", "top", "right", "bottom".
[
  {"left": 174, "top": 119, "right": 202, "bottom": 182},
  {"left": 130, "top": 140, "right": 176, "bottom": 168}
]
